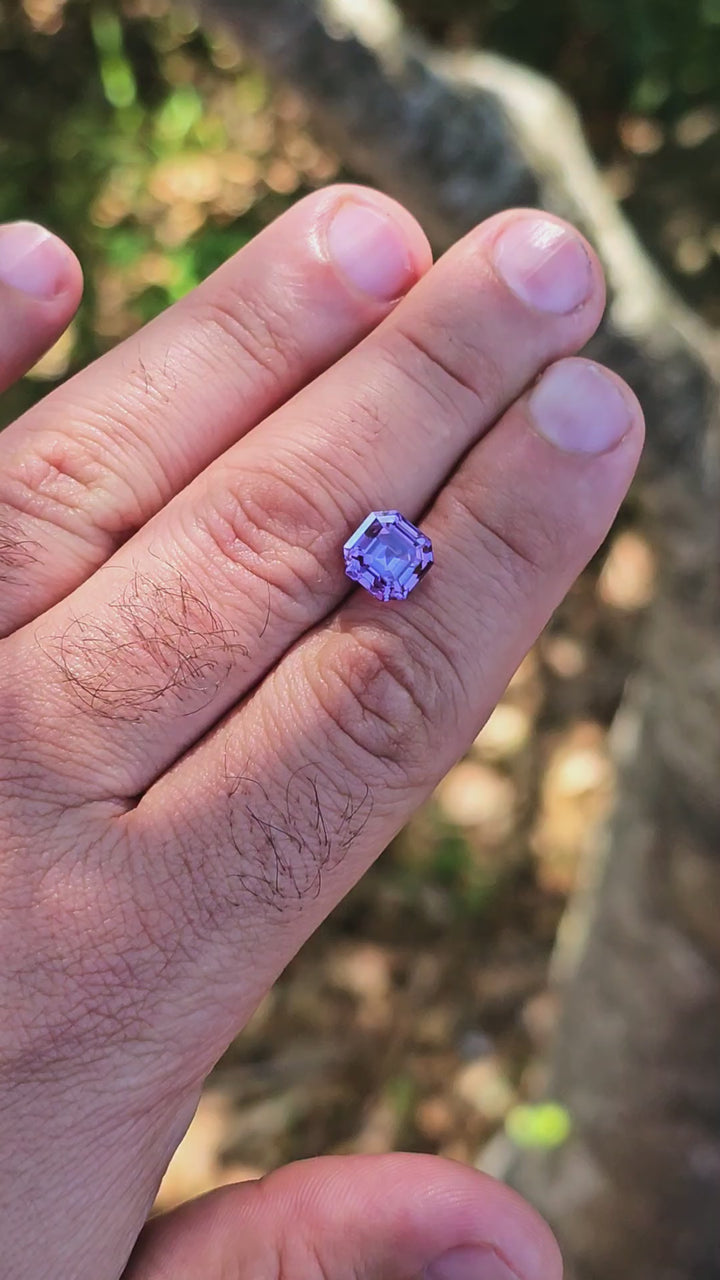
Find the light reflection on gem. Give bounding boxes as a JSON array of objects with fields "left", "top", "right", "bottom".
[{"left": 343, "top": 510, "right": 434, "bottom": 602}]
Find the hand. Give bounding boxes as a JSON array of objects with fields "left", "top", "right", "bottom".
[{"left": 0, "top": 189, "right": 642, "bottom": 1280}]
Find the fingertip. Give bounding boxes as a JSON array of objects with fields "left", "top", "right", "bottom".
[
  {"left": 263, "top": 1152, "right": 563, "bottom": 1280},
  {"left": 488, "top": 208, "right": 605, "bottom": 319},
  {"left": 125, "top": 1151, "right": 562, "bottom": 1280},
  {"left": 402, "top": 1156, "right": 564, "bottom": 1280},
  {"left": 346, "top": 183, "right": 434, "bottom": 279},
  {"left": 54, "top": 237, "right": 85, "bottom": 308},
  {"left": 461, "top": 1169, "right": 564, "bottom": 1280},
  {"left": 319, "top": 182, "right": 433, "bottom": 301},
  {"left": 529, "top": 356, "right": 644, "bottom": 457},
  {"left": 449, "top": 207, "right": 606, "bottom": 346},
  {"left": 0, "top": 221, "right": 83, "bottom": 307}
]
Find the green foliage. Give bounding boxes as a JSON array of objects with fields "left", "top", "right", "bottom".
[
  {"left": 0, "top": 1, "right": 308, "bottom": 424},
  {"left": 386, "top": 1074, "right": 417, "bottom": 1121},
  {"left": 91, "top": 8, "right": 137, "bottom": 109},
  {"left": 505, "top": 1101, "right": 572, "bottom": 1149},
  {"left": 429, "top": 828, "right": 504, "bottom": 914},
  {"left": 154, "top": 86, "right": 204, "bottom": 145},
  {"left": 1, "top": 0, "right": 716, "bottom": 425},
  {"left": 580, "top": 0, "right": 720, "bottom": 110}
]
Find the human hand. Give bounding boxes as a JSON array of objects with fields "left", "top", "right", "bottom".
[{"left": 0, "top": 189, "right": 642, "bottom": 1279}]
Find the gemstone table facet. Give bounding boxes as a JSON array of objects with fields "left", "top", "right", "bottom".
[{"left": 343, "top": 510, "right": 434, "bottom": 602}]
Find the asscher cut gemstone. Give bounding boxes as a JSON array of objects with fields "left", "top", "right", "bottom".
[{"left": 343, "top": 510, "right": 434, "bottom": 602}]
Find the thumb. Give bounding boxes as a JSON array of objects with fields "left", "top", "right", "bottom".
[
  {"left": 124, "top": 1152, "right": 561, "bottom": 1280},
  {"left": 0, "top": 221, "right": 82, "bottom": 388}
]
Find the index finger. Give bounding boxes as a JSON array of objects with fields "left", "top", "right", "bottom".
[{"left": 0, "top": 187, "right": 430, "bottom": 633}]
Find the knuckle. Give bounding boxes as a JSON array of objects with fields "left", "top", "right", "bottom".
[
  {"left": 385, "top": 326, "right": 478, "bottom": 430},
  {"left": 0, "top": 510, "right": 40, "bottom": 570},
  {"left": 45, "top": 565, "right": 242, "bottom": 723},
  {"left": 210, "top": 760, "right": 374, "bottom": 921},
  {"left": 388, "top": 304, "right": 506, "bottom": 429},
  {"left": 192, "top": 282, "right": 299, "bottom": 398},
  {"left": 443, "top": 479, "right": 553, "bottom": 583},
  {"left": 0, "top": 424, "right": 139, "bottom": 554},
  {"left": 192, "top": 461, "right": 342, "bottom": 621},
  {"left": 309, "top": 624, "right": 447, "bottom": 781}
]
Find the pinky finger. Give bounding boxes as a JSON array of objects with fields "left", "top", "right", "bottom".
[{"left": 0, "top": 221, "right": 83, "bottom": 390}]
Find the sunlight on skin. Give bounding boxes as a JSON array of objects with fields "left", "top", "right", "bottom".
[{"left": 0, "top": 187, "right": 642, "bottom": 1280}]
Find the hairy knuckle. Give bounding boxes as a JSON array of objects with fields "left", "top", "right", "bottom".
[
  {"left": 45, "top": 565, "right": 242, "bottom": 722},
  {"left": 0, "top": 508, "right": 41, "bottom": 580},
  {"left": 165, "top": 756, "right": 374, "bottom": 927}
]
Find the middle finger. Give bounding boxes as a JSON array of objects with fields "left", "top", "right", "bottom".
[{"left": 19, "top": 210, "right": 603, "bottom": 799}]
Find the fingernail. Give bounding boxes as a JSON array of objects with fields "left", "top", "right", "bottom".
[
  {"left": 529, "top": 358, "right": 633, "bottom": 454},
  {"left": 494, "top": 215, "right": 592, "bottom": 313},
  {"left": 327, "top": 201, "right": 416, "bottom": 301},
  {"left": 0, "top": 221, "right": 70, "bottom": 299},
  {"left": 425, "top": 1245, "right": 520, "bottom": 1280}
]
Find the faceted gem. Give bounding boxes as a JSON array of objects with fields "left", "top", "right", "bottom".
[{"left": 343, "top": 510, "right": 434, "bottom": 602}]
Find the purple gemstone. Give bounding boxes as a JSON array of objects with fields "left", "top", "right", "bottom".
[{"left": 343, "top": 510, "right": 434, "bottom": 602}]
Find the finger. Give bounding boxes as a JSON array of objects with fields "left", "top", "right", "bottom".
[
  {"left": 0, "top": 186, "right": 430, "bottom": 633},
  {"left": 125, "top": 1153, "right": 561, "bottom": 1280},
  {"left": 0, "top": 222, "right": 82, "bottom": 390},
  {"left": 25, "top": 211, "right": 606, "bottom": 799},
  {"left": 126, "top": 357, "right": 642, "bottom": 1057}
]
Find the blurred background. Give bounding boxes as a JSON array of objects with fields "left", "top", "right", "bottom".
[{"left": 1, "top": 0, "right": 719, "bottom": 1241}]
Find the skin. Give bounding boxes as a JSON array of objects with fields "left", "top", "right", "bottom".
[{"left": 0, "top": 186, "right": 643, "bottom": 1280}]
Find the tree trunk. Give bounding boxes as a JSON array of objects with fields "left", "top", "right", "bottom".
[{"left": 204, "top": 2, "right": 720, "bottom": 1276}]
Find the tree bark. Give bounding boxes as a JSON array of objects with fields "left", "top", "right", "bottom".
[{"left": 204, "top": 2, "right": 720, "bottom": 1276}]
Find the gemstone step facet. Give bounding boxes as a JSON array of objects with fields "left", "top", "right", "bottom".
[{"left": 343, "top": 510, "right": 434, "bottom": 602}]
